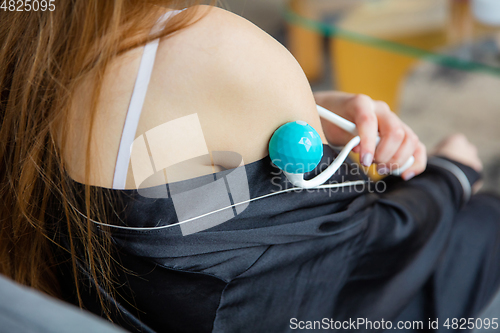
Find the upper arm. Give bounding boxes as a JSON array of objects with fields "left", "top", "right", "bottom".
[{"left": 137, "top": 6, "right": 327, "bottom": 162}]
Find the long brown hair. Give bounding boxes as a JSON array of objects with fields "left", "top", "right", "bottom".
[{"left": 0, "top": 0, "right": 212, "bottom": 318}]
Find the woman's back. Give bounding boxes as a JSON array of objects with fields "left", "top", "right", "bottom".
[{"left": 62, "top": 5, "right": 327, "bottom": 189}]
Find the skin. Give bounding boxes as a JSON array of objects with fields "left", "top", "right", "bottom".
[{"left": 63, "top": 6, "right": 482, "bottom": 189}]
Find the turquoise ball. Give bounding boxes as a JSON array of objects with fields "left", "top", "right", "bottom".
[{"left": 269, "top": 121, "right": 323, "bottom": 174}]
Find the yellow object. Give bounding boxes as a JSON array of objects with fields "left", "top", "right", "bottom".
[
  {"left": 331, "top": 0, "right": 448, "bottom": 112},
  {"left": 331, "top": 30, "right": 446, "bottom": 112},
  {"left": 286, "top": 0, "right": 323, "bottom": 81}
]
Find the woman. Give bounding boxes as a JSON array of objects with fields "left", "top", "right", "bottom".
[{"left": 1, "top": 1, "right": 499, "bottom": 332}]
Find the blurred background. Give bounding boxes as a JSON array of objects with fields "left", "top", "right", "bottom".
[{"left": 221, "top": 0, "right": 500, "bottom": 193}]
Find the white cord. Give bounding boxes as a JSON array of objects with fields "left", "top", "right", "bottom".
[
  {"left": 317, "top": 105, "right": 415, "bottom": 176},
  {"left": 285, "top": 135, "right": 361, "bottom": 188},
  {"left": 74, "top": 180, "right": 368, "bottom": 231},
  {"left": 317, "top": 104, "right": 358, "bottom": 135},
  {"left": 285, "top": 105, "right": 415, "bottom": 188}
]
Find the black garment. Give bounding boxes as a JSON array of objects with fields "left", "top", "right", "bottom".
[
  {"left": 394, "top": 193, "right": 500, "bottom": 332},
  {"left": 57, "top": 146, "right": 500, "bottom": 333}
]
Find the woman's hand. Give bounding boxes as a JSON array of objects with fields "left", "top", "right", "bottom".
[
  {"left": 432, "top": 134, "right": 483, "bottom": 193},
  {"left": 432, "top": 134, "right": 483, "bottom": 172},
  {"left": 314, "top": 91, "right": 426, "bottom": 181}
]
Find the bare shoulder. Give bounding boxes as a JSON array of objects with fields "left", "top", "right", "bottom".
[
  {"left": 140, "top": 5, "right": 326, "bottom": 163},
  {"left": 65, "top": 6, "right": 325, "bottom": 188}
]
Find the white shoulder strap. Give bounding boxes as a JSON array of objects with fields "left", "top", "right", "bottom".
[{"left": 113, "top": 10, "right": 182, "bottom": 190}]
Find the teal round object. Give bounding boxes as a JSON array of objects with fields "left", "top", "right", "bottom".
[{"left": 269, "top": 121, "right": 323, "bottom": 174}]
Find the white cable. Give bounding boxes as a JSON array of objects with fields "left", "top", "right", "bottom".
[
  {"left": 317, "top": 105, "right": 415, "bottom": 176},
  {"left": 285, "top": 136, "right": 361, "bottom": 188},
  {"left": 317, "top": 104, "right": 358, "bottom": 135},
  {"left": 285, "top": 105, "right": 416, "bottom": 188},
  {"left": 74, "top": 180, "right": 368, "bottom": 231}
]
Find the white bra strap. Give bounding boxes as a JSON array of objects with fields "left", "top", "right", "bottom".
[{"left": 113, "top": 10, "right": 182, "bottom": 190}]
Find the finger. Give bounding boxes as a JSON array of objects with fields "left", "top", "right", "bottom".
[
  {"left": 316, "top": 92, "right": 359, "bottom": 146},
  {"left": 385, "top": 125, "right": 419, "bottom": 171},
  {"left": 401, "top": 142, "right": 427, "bottom": 181},
  {"left": 320, "top": 116, "right": 356, "bottom": 146},
  {"left": 473, "top": 180, "right": 484, "bottom": 194},
  {"left": 346, "top": 95, "right": 378, "bottom": 166},
  {"left": 314, "top": 91, "right": 354, "bottom": 118},
  {"left": 468, "top": 144, "right": 483, "bottom": 171},
  {"left": 373, "top": 103, "right": 405, "bottom": 165}
]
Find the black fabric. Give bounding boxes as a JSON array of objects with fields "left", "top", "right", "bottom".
[
  {"left": 114, "top": 250, "right": 227, "bottom": 333},
  {"left": 394, "top": 193, "right": 500, "bottom": 332},
  {"left": 433, "top": 155, "right": 483, "bottom": 186},
  {"left": 432, "top": 193, "right": 500, "bottom": 320},
  {"left": 55, "top": 239, "right": 158, "bottom": 333},
  {"left": 57, "top": 146, "right": 500, "bottom": 332}
]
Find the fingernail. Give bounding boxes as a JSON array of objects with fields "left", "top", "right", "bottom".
[
  {"left": 377, "top": 166, "right": 390, "bottom": 175},
  {"left": 403, "top": 172, "right": 415, "bottom": 181},
  {"left": 361, "top": 153, "right": 373, "bottom": 167}
]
